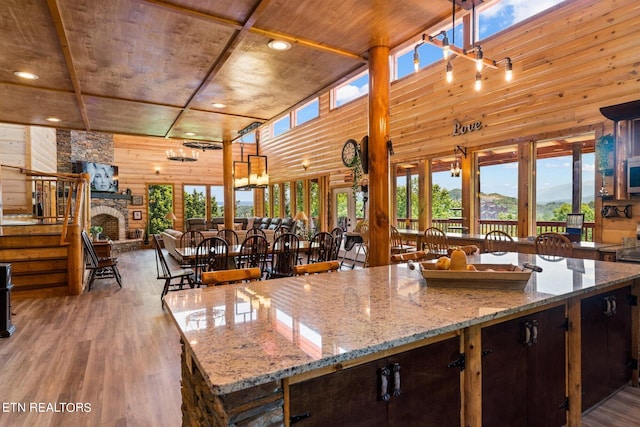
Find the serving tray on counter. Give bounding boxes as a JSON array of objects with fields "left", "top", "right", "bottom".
[{"left": 420, "top": 262, "right": 532, "bottom": 290}]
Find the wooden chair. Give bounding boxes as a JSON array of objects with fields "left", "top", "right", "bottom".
[
  {"left": 245, "top": 227, "right": 266, "bottom": 239},
  {"left": 268, "top": 233, "right": 300, "bottom": 279},
  {"left": 391, "top": 225, "right": 415, "bottom": 255},
  {"left": 237, "top": 235, "right": 269, "bottom": 276},
  {"left": 294, "top": 260, "right": 340, "bottom": 275},
  {"left": 81, "top": 230, "right": 123, "bottom": 291},
  {"left": 330, "top": 227, "right": 344, "bottom": 261},
  {"left": 307, "top": 231, "right": 334, "bottom": 264},
  {"left": 423, "top": 227, "right": 449, "bottom": 256},
  {"left": 358, "top": 222, "right": 370, "bottom": 268},
  {"left": 217, "top": 228, "right": 239, "bottom": 246},
  {"left": 201, "top": 267, "right": 261, "bottom": 286},
  {"left": 390, "top": 250, "right": 430, "bottom": 264},
  {"left": 535, "top": 232, "right": 573, "bottom": 259},
  {"left": 152, "top": 234, "right": 194, "bottom": 302},
  {"left": 194, "top": 237, "right": 229, "bottom": 286},
  {"left": 179, "top": 230, "right": 205, "bottom": 267},
  {"left": 484, "top": 230, "right": 515, "bottom": 253}
]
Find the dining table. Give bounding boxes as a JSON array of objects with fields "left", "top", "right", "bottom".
[{"left": 175, "top": 240, "right": 313, "bottom": 264}]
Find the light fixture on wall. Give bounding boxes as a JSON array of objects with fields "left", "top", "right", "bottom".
[
  {"left": 166, "top": 141, "right": 199, "bottom": 162},
  {"left": 302, "top": 160, "right": 310, "bottom": 170},
  {"left": 413, "top": 1, "right": 513, "bottom": 90},
  {"left": 450, "top": 145, "right": 466, "bottom": 177}
]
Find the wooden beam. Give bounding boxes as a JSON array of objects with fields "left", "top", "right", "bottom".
[{"left": 367, "top": 45, "right": 390, "bottom": 267}]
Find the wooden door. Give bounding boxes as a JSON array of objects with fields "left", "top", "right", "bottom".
[
  {"left": 288, "top": 358, "right": 388, "bottom": 427},
  {"left": 582, "top": 287, "right": 631, "bottom": 411},
  {"left": 582, "top": 286, "right": 633, "bottom": 410},
  {"left": 387, "top": 337, "right": 461, "bottom": 427}
]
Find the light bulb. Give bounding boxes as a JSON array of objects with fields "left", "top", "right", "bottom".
[
  {"left": 442, "top": 34, "right": 450, "bottom": 60},
  {"left": 446, "top": 61, "right": 453, "bottom": 83},
  {"left": 475, "top": 73, "right": 482, "bottom": 91},
  {"left": 476, "top": 46, "right": 484, "bottom": 72},
  {"left": 413, "top": 49, "right": 420, "bottom": 72},
  {"left": 505, "top": 60, "right": 513, "bottom": 82}
]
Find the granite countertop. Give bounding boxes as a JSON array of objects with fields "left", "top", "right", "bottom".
[{"left": 164, "top": 252, "right": 640, "bottom": 395}]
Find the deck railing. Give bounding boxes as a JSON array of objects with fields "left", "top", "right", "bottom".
[{"left": 396, "top": 218, "right": 595, "bottom": 242}]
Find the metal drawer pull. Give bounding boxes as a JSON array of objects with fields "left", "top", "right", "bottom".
[
  {"left": 391, "top": 363, "right": 401, "bottom": 397},
  {"left": 531, "top": 320, "right": 538, "bottom": 344},
  {"left": 379, "top": 367, "right": 391, "bottom": 401}
]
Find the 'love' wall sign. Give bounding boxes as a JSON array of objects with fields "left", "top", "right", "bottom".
[{"left": 452, "top": 120, "right": 483, "bottom": 137}]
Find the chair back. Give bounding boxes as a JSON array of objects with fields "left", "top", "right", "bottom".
[
  {"left": 330, "top": 227, "right": 344, "bottom": 260},
  {"left": 390, "top": 250, "right": 430, "bottom": 264},
  {"left": 245, "top": 227, "right": 266, "bottom": 239},
  {"left": 535, "top": 232, "right": 573, "bottom": 258},
  {"left": 152, "top": 234, "right": 172, "bottom": 279},
  {"left": 239, "top": 235, "right": 269, "bottom": 274},
  {"left": 294, "top": 260, "right": 340, "bottom": 275},
  {"left": 423, "top": 227, "right": 449, "bottom": 254},
  {"left": 81, "top": 230, "right": 100, "bottom": 269},
  {"left": 271, "top": 233, "right": 300, "bottom": 278},
  {"left": 195, "top": 237, "right": 229, "bottom": 283},
  {"left": 484, "top": 230, "right": 515, "bottom": 253},
  {"left": 308, "top": 231, "right": 334, "bottom": 263},
  {"left": 202, "top": 267, "right": 261, "bottom": 286},
  {"left": 179, "top": 230, "right": 205, "bottom": 249},
  {"left": 358, "top": 223, "right": 370, "bottom": 267},
  {"left": 217, "top": 228, "right": 239, "bottom": 246}
]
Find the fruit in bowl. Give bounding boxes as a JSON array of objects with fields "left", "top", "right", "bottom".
[{"left": 435, "top": 256, "right": 451, "bottom": 270}]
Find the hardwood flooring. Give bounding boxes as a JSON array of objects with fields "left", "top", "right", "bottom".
[{"left": 0, "top": 247, "right": 638, "bottom": 426}]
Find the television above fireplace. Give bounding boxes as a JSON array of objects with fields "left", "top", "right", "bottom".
[{"left": 74, "top": 161, "right": 119, "bottom": 193}]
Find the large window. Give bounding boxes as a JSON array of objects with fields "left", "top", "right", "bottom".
[
  {"left": 431, "top": 156, "right": 462, "bottom": 225},
  {"left": 310, "top": 179, "right": 320, "bottom": 233},
  {"left": 332, "top": 71, "right": 369, "bottom": 108},
  {"left": 209, "top": 186, "right": 224, "bottom": 218},
  {"left": 184, "top": 185, "right": 206, "bottom": 223},
  {"left": 395, "top": 166, "right": 418, "bottom": 228},
  {"left": 263, "top": 186, "right": 271, "bottom": 217},
  {"left": 295, "top": 99, "right": 319, "bottom": 126},
  {"left": 272, "top": 115, "right": 291, "bottom": 137},
  {"left": 148, "top": 184, "right": 173, "bottom": 234},
  {"left": 235, "top": 189, "right": 254, "bottom": 217},
  {"left": 477, "top": 145, "right": 519, "bottom": 236},
  {"left": 295, "top": 180, "right": 304, "bottom": 214},
  {"left": 272, "top": 184, "right": 280, "bottom": 217},
  {"left": 283, "top": 182, "right": 291, "bottom": 217},
  {"left": 478, "top": 0, "right": 566, "bottom": 40}
]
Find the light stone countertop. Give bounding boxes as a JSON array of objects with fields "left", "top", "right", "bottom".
[{"left": 164, "top": 252, "right": 640, "bottom": 395}]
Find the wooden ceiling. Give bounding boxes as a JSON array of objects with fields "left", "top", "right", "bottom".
[{"left": 0, "top": 0, "right": 456, "bottom": 143}]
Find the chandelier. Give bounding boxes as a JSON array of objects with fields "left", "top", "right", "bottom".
[
  {"left": 234, "top": 143, "right": 269, "bottom": 190},
  {"left": 166, "top": 140, "right": 199, "bottom": 162},
  {"left": 414, "top": 0, "right": 513, "bottom": 91}
]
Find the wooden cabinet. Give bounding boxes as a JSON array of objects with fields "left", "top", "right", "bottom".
[
  {"left": 581, "top": 285, "right": 633, "bottom": 410},
  {"left": 288, "top": 337, "right": 460, "bottom": 426},
  {"left": 481, "top": 305, "right": 567, "bottom": 426}
]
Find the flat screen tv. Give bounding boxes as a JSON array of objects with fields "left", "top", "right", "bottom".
[{"left": 75, "top": 161, "right": 119, "bottom": 193}]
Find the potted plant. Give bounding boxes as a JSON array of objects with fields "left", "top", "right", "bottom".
[
  {"left": 596, "top": 134, "right": 615, "bottom": 197},
  {"left": 89, "top": 225, "right": 103, "bottom": 241}
]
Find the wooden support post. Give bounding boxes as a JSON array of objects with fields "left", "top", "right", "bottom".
[
  {"left": 518, "top": 142, "right": 534, "bottom": 239},
  {"left": 223, "top": 140, "right": 234, "bottom": 230},
  {"left": 464, "top": 325, "right": 482, "bottom": 427},
  {"left": 367, "top": 45, "right": 390, "bottom": 267},
  {"left": 566, "top": 297, "right": 582, "bottom": 426}
]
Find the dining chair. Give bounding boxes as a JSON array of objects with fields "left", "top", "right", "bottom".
[
  {"left": 178, "top": 230, "right": 205, "bottom": 267},
  {"left": 194, "top": 237, "right": 229, "bottom": 286},
  {"left": 237, "top": 235, "right": 269, "bottom": 277},
  {"left": 201, "top": 267, "right": 261, "bottom": 286},
  {"left": 293, "top": 260, "right": 340, "bottom": 275},
  {"left": 268, "top": 233, "right": 300, "bottom": 279},
  {"left": 422, "top": 227, "right": 449, "bottom": 256},
  {"left": 391, "top": 225, "right": 415, "bottom": 255},
  {"left": 245, "top": 227, "right": 266, "bottom": 239},
  {"left": 357, "top": 223, "right": 370, "bottom": 268},
  {"left": 307, "top": 231, "right": 334, "bottom": 264},
  {"left": 484, "top": 230, "right": 515, "bottom": 254},
  {"left": 330, "top": 227, "right": 344, "bottom": 261},
  {"left": 81, "top": 230, "right": 123, "bottom": 291},
  {"left": 217, "top": 228, "right": 239, "bottom": 246},
  {"left": 152, "top": 234, "right": 194, "bottom": 303},
  {"left": 535, "top": 232, "right": 573, "bottom": 259}
]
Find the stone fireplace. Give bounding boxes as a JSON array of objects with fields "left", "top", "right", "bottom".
[{"left": 90, "top": 200, "right": 127, "bottom": 241}]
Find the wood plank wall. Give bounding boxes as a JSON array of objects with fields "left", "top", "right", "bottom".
[{"left": 258, "top": 0, "right": 640, "bottom": 244}]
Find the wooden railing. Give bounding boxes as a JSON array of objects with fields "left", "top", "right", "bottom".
[{"left": 396, "top": 218, "right": 595, "bottom": 242}]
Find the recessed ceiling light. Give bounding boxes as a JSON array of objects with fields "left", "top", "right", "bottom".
[
  {"left": 211, "top": 103, "right": 226, "bottom": 108},
  {"left": 185, "top": 132, "right": 196, "bottom": 136},
  {"left": 46, "top": 117, "right": 61, "bottom": 122},
  {"left": 14, "top": 71, "right": 39, "bottom": 80},
  {"left": 268, "top": 40, "right": 291, "bottom": 51}
]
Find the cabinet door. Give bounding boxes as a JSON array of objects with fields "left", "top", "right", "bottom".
[
  {"left": 482, "top": 306, "right": 566, "bottom": 427},
  {"left": 582, "top": 286, "right": 632, "bottom": 410},
  {"left": 288, "top": 358, "right": 388, "bottom": 427},
  {"left": 387, "top": 337, "right": 460, "bottom": 427}
]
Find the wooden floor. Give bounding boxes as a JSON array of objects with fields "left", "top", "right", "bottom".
[{"left": 0, "top": 248, "right": 638, "bottom": 426}]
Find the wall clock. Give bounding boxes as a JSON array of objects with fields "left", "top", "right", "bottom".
[{"left": 341, "top": 139, "right": 359, "bottom": 167}]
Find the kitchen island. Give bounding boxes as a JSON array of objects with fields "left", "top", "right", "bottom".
[{"left": 164, "top": 252, "right": 640, "bottom": 426}]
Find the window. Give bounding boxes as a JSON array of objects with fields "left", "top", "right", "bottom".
[
  {"left": 264, "top": 186, "right": 271, "bottom": 217},
  {"left": 236, "top": 189, "right": 254, "bottom": 217},
  {"left": 332, "top": 72, "right": 369, "bottom": 108},
  {"left": 478, "top": 0, "right": 565, "bottom": 40},
  {"left": 477, "top": 145, "right": 519, "bottom": 236},
  {"left": 283, "top": 182, "right": 291, "bottom": 217},
  {"left": 272, "top": 115, "right": 291, "bottom": 137},
  {"left": 210, "top": 186, "right": 224, "bottom": 218},
  {"left": 148, "top": 184, "right": 173, "bottom": 234},
  {"left": 295, "top": 180, "right": 304, "bottom": 214},
  {"left": 310, "top": 179, "right": 319, "bottom": 233},
  {"left": 295, "top": 99, "right": 319, "bottom": 126},
  {"left": 431, "top": 156, "right": 462, "bottom": 232},
  {"left": 272, "top": 184, "right": 280, "bottom": 217},
  {"left": 184, "top": 185, "right": 206, "bottom": 223},
  {"left": 395, "top": 166, "right": 418, "bottom": 228}
]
